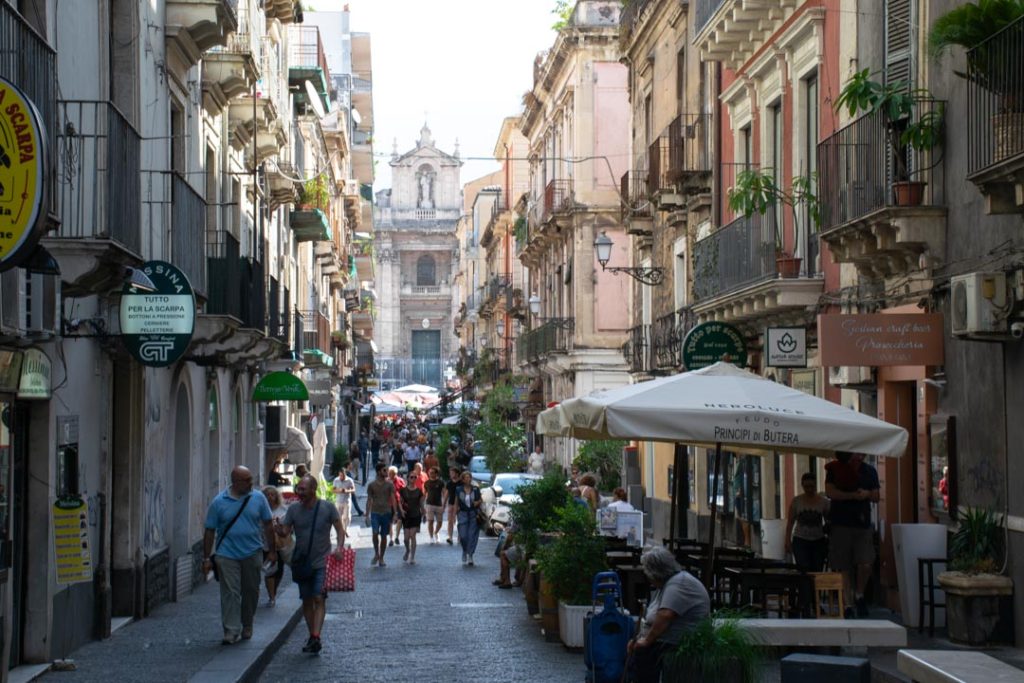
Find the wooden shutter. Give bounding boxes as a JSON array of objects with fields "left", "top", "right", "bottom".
[{"left": 884, "top": 0, "right": 916, "bottom": 87}]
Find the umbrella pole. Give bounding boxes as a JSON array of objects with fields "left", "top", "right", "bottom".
[
  {"left": 703, "top": 442, "right": 722, "bottom": 590},
  {"left": 669, "top": 443, "right": 684, "bottom": 548}
]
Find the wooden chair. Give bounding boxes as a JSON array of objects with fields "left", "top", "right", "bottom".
[{"left": 809, "top": 572, "right": 845, "bottom": 619}]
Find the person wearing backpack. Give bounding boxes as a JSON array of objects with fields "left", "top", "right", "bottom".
[{"left": 202, "top": 466, "right": 275, "bottom": 645}]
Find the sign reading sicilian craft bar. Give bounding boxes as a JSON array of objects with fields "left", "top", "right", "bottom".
[
  {"left": 818, "top": 313, "right": 944, "bottom": 367},
  {"left": 120, "top": 261, "right": 196, "bottom": 367},
  {"left": 0, "top": 76, "right": 48, "bottom": 272}
]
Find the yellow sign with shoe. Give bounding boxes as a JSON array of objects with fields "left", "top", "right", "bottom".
[{"left": 0, "top": 76, "right": 47, "bottom": 271}]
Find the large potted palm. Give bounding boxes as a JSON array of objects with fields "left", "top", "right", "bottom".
[
  {"left": 937, "top": 508, "right": 1014, "bottom": 645},
  {"left": 929, "top": 0, "right": 1024, "bottom": 162}
]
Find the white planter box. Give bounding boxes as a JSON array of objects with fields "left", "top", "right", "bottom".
[{"left": 558, "top": 601, "right": 597, "bottom": 648}]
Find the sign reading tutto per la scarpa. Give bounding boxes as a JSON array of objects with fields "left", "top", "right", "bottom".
[
  {"left": 119, "top": 261, "right": 195, "bottom": 367},
  {"left": 0, "top": 76, "right": 49, "bottom": 272}
]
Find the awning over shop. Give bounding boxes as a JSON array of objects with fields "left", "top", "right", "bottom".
[{"left": 252, "top": 372, "right": 309, "bottom": 402}]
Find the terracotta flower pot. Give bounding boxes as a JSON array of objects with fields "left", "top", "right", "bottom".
[
  {"left": 892, "top": 181, "right": 927, "bottom": 206},
  {"left": 775, "top": 255, "right": 802, "bottom": 279}
]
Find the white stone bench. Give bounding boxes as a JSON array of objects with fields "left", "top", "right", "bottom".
[
  {"left": 897, "top": 649, "right": 1024, "bottom": 682},
  {"left": 721, "top": 618, "right": 907, "bottom": 648}
]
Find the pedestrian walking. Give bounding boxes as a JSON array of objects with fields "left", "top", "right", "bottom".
[
  {"left": 348, "top": 440, "right": 361, "bottom": 485},
  {"left": 274, "top": 475, "right": 345, "bottom": 654},
  {"left": 422, "top": 446, "right": 439, "bottom": 475},
  {"left": 423, "top": 466, "right": 446, "bottom": 543},
  {"left": 365, "top": 463, "right": 397, "bottom": 567},
  {"left": 347, "top": 464, "right": 365, "bottom": 517},
  {"left": 825, "top": 451, "right": 880, "bottom": 617},
  {"left": 404, "top": 439, "right": 421, "bottom": 472},
  {"left": 332, "top": 468, "right": 355, "bottom": 535},
  {"left": 785, "top": 472, "right": 830, "bottom": 573},
  {"left": 444, "top": 466, "right": 461, "bottom": 545},
  {"left": 387, "top": 466, "right": 406, "bottom": 546},
  {"left": 399, "top": 478, "right": 424, "bottom": 563},
  {"left": 370, "top": 431, "right": 382, "bottom": 474},
  {"left": 408, "top": 462, "right": 427, "bottom": 492},
  {"left": 201, "top": 466, "right": 275, "bottom": 645},
  {"left": 578, "top": 473, "right": 600, "bottom": 513},
  {"left": 262, "top": 486, "right": 292, "bottom": 607},
  {"left": 527, "top": 444, "right": 545, "bottom": 475},
  {"left": 455, "top": 470, "right": 482, "bottom": 566},
  {"left": 391, "top": 440, "right": 404, "bottom": 469}
]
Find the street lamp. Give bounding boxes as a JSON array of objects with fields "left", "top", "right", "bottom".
[
  {"left": 526, "top": 294, "right": 573, "bottom": 329},
  {"left": 593, "top": 231, "right": 665, "bottom": 286}
]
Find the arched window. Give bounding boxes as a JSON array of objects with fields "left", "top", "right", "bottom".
[{"left": 416, "top": 254, "right": 436, "bottom": 286}]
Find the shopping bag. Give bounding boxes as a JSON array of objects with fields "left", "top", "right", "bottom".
[{"left": 324, "top": 547, "right": 356, "bottom": 592}]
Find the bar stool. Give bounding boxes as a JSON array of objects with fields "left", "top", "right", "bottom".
[
  {"left": 809, "top": 572, "right": 845, "bottom": 619},
  {"left": 917, "top": 557, "right": 947, "bottom": 637}
]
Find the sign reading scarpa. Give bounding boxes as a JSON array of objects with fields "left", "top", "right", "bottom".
[
  {"left": 0, "top": 76, "right": 48, "bottom": 272},
  {"left": 120, "top": 261, "right": 195, "bottom": 367},
  {"left": 765, "top": 327, "right": 807, "bottom": 368},
  {"left": 682, "top": 321, "right": 748, "bottom": 370}
]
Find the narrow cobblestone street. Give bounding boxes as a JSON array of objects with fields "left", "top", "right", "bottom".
[{"left": 258, "top": 513, "right": 583, "bottom": 683}]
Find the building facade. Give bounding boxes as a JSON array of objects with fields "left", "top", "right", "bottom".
[{"left": 373, "top": 126, "right": 462, "bottom": 391}]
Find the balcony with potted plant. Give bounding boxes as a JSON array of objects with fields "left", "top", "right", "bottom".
[
  {"left": 817, "top": 69, "right": 947, "bottom": 279},
  {"left": 290, "top": 175, "right": 332, "bottom": 243},
  {"left": 688, "top": 166, "right": 823, "bottom": 329}
]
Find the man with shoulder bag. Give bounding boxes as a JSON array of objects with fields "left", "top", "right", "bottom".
[
  {"left": 275, "top": 474, "right": 346, "bottom": 654},
  {"left": 202, "top": 466, "right": 275, "bottom": 645}
]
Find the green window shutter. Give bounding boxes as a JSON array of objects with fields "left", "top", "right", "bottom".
[{"left": 884, "top": 0, "right": 916, "bottom": 87}]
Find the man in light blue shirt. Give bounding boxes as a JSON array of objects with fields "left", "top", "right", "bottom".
[{"left": 202, "top": 466, "right": 275, "bottom": 644}]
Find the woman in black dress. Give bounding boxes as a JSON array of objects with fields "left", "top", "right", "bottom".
[{"left": 399, "top": 481, "right": 424, "bottom": 564}]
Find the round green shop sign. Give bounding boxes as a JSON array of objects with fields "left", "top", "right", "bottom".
[
  {"left": 119, "top": 261, "right": 195, "bottom": 367},
  {"left": 681, "top": 321, "right": 747, "bottom": 370}
]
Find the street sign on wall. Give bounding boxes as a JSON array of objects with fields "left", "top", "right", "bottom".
[
  {"left": 119, "top": 261, "right": 195, "bottom": 367},
  {"left": 682, "top": 321, "right": 748, "bottom": 370},
  {"left": 0, "top": 76, "right": 48, "bottom": 272}
]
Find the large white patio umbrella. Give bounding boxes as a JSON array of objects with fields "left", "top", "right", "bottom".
[{"left": 536, "top": 361, "right": 908, "bottom": 583}]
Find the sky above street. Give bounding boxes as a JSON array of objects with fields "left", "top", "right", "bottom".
[{"left": 308, "top": 0, "right": 559, "bottom": 190}]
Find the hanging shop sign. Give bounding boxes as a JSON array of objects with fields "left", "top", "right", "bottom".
[
  {"left": 53, "top": 497, "right": 93, "bottom": 585},
  {"left": 120, "top": 261, "right": 196, "bottom": 367},
  {"left": 818, "top": 313, "right": 944, "bottom": 367},
  {"left": 0, "top": 77, "right": 48, "bottom": 272},
  {"left": 765, "top": 327, "right": 807, "bottom": 368},
  {"left": 252, "top": 371, "right": 309, "bottom": 402},
  {"left": 682, "top": 321, "right": 748, "bottom": 370},
  {"left": 17, "top": 347, "right": 51, "bottom": 399}
]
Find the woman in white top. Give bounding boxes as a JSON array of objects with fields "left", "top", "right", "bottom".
[
  {"left": 262, "top": 486, "right": 293, "bottom": 607},
  {"left": 784, "top": 472, "right": 830, "bottom": 573}
]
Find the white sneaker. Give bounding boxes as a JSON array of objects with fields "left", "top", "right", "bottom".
[{"left": 467, "top": 555, "right": 474, "bottom": 566}]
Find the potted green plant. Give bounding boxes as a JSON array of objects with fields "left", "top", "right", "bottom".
[
  {"left": 937, "top": 507, "right": 1014, "bottom": 645},
  {"left": 727, "top": 169, "right": 820, "bottom": 278},
  {"left": 661, "top": 615, "right": 765, "bottom": 682},
  {"left": 834, "top": 69, "right": 945, "bottom": 206},
  {"left": 535, "top": 501, "right": 607, "bottom": 648},
  {"left": 299, "top": 174, "right": 329, "bottom": 211},
  {"left": 329, "top": 443, "right": 350, "bottom": 476},
  {"left": 929, "top": 1, "right": 1024, "bottom": 162},
  {"left": 510, "top": 473, "right": 572, "bottom": 622}
]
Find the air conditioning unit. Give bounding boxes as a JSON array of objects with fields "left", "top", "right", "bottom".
[
  {"left": 265, "top": 406, "right": 284, "bottom": 445},
  {"left": 828, "top": 366, "right": 874, "bottom": 387},
  {"left": 951, "top": 272, "right": 1009, "bottom": 337},
  {"left": 0, "top": 268, "right": 59, "bottom": 336}
]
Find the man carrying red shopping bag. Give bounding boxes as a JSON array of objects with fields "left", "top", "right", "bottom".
[{"left": 274, "top": 475, "right": 345, "bottom": 655}]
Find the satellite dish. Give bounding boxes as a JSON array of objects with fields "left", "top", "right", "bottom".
[{"left": 304, "top": 80, "right": 327, "bottom": 119}]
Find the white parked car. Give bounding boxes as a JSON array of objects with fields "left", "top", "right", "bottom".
[{"left": 480, "top": 472, "right": 542, "bottom": 535}]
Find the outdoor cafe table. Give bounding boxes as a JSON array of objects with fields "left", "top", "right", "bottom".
[
  {"left": 612, "top": 564, "right": 650, "bottom": 617},
  {"left": 725, "top": 566, "right": 814, "bottom": 618}
]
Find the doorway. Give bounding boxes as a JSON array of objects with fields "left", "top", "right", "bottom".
[
  {"left": 4, "top": 402, "right": 28, "bottom": 668},
  {"left": 411, "top": 330, "right": 441, "bottom": 388},
  {"left": 172, "top": 385, "right": 191, "bottom": 558}
]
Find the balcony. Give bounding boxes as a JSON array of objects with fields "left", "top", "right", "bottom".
[
  {"left": 621, "top": 170, "right": 653, "bottom": 235},
  {"left": 622, "top": 324, "right": 652, "bottom": 376},
  {"left": 267, "top": 161, "right": 300, "bottom": 210},
  {"left": 967, "top": 16, "right": 1024, "bottom": 214},
  {"left": 228, "top": 38, "right": 286, "bottom": 161},
  {"left": 479, "top": 274, "right": 511, "bottom": 318},
  {"left": 289, "top": 208, "right": 331, "bottom": 242},
  {"left": 264, "top": 0, "right": 298, "bottom": 24},
  {"left": 352, "top": 241, "right": 374, "bottom": 281},
  {"left": 542, "top": 179, "right": 574, "bottom": 224},
  {"left": 45, "top": 101, "right": 142, "bottom": 296},
  {"left": 297, "top": 309, "right": 331, "bottom": 365},
  {"left": 817, "top": 98, "right": 947, "bottom": 279},
  {"left": 480, "top": 193, "right": 508, "bottom": 248},
  {"left": 519, "top": 318, "right": 574, "bottom": 362},
  {"left": 170, "top": 173, "right": 208, "bottom": 297},
  {"left": 694, "top": 0, "right": 804, "bottom": 68},
  {"left": 165, "top": 0, "right": 238, "bottom": 76},
  {"left": 691, "top": 212, "right": 822, "bottom": 328},
  {"left": 400, "top": 283, "right": 452, "bottom": 298},
  {"left": 288, "top": 26, "right": 331, "bottom": 115},
  {"left": 201, "top": 0, "right": 261, "bottom": 115},
  {"left": 651, "top": 307, "right": 696, "bottom": 371},
  {"left": 668, "top": 114, "right": 712, "bottom": 187}
]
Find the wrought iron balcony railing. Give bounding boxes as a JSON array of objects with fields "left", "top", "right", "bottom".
[
  {"left": 967, "top": 15, "right": 1024, "bottom": 175},
  {"left": 54, "top": 101, "right": 142, "bottom": 254},
  {"left": 817, "top": 97, "right": 946, "bottom": 230},
  {"left": 695, "top": 0, "right": 725, "bottom": 35},
  {"left": 171, "top": 173, "right": 208, "bottom": 296},
  {"left": 297, "top": 309, "right": 330, "bottom": 354},
  {"left": 651, "top": 306, "right": 696, "bottom": 370},
  {"left": 542, "top": 179, "right": 573, "bottom": 223},
  {"left": 623, "top": 324, "right": 651, "bottom": 375},
  {"left": 519, "top": 318, "right": 574, "bottom": 361},
  {"left": 668, "top": 113, "right": 712, "bottom": 179},
  {"left": 693, "top": 212, "right": 777, "bottom": 302},
  {"left": 620, "top": 170, "right": 651, "bottom": 222}
]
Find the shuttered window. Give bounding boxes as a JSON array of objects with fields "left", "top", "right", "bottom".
[{"left": 884, "top": 0, "right": 916, "bottom": 87}]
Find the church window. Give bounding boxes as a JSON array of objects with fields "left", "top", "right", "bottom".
[{"left": 416, "top": 254, "right": 436, "bottom": 286}]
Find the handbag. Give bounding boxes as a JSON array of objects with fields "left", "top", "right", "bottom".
[
  {"left": 290, "top": 500, "right": 320, "bottom": 582},
  {"left": 210, "top": 494, "right": 252, "bottom": 582}
]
